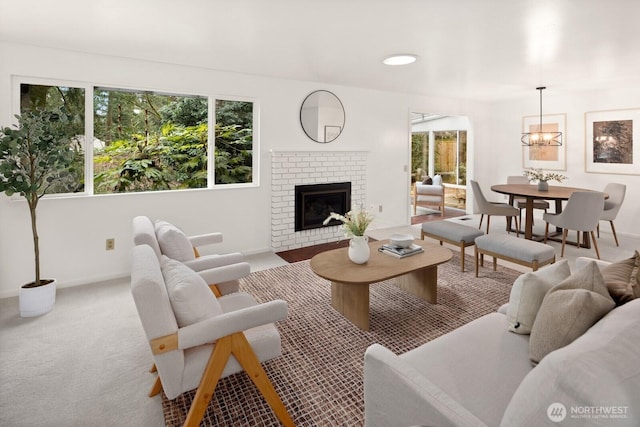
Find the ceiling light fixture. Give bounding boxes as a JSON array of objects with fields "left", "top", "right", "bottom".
[
  {"left": 521, "top": 86, "right": 562, "bottom": 146},
  {"left": 382, "top": 54, "right": 418, "bottom": 66}
]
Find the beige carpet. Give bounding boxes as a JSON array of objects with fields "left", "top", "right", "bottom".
[{"left": 162, "top": 254, "right": 520, "bottom": 426}]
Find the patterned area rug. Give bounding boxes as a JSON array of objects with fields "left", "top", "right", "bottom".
[{"left": 162, "top": 253, "right": 519, "bottom": 426}]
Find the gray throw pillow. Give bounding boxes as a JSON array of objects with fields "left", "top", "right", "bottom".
[
  {"left": 529, "top": 261, "right": 615, "bottom": 364},
  {"left": 601, "top": 252, "right": 638, "bottom": 305}
]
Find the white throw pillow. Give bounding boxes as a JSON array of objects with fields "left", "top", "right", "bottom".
[
  {"left": 506, "top": 260, "right": 571, "bottom": 334},
  {"left": 529, "top": 261, "right": 615, "bottom": 363},
  {"left": 161, "top": 257, "right": 222, "bottom": 327},
  {"left": 155, "top": 220, "right": 196, "bottom": 262}
]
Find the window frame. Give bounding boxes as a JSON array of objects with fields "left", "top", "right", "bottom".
[{"left": 11, "top": 76, "right": 260, "bottom": 197}]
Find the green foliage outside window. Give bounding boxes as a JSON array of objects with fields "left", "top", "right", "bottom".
[
  {"left": 18, "top": 83, "right": 255, "bottom": 195},
  {"left": 19, "top": 84, "right": 85, "bottom": 193}
]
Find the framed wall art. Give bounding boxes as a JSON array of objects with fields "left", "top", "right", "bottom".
[
  {"left": 585, "top": 108, "right": 640, "bottom": 175},
  {"left": 522, "top": 113, "right": 566, "bottom": 171}
]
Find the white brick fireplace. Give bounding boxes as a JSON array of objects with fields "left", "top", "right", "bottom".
[{"left": 270, "top": 150, "right": 367, "bottom": 251}]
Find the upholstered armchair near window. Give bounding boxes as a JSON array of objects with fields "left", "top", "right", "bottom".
[
  {"left": 413, "top": 174, "right": 445, "bottom": 216},
  {"left": 132, "top": 215, "right": 248, "bottom": 296},
  {"left": 131, "top": 244, "right": 294, "bottom": 427}
]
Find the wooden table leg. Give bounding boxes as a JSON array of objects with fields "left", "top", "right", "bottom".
[
  {"left": 524, "top": 198, "right": 534, "bottom": 240},
  {"left": 331, "top": 281, "right": 370, "bottom": 330},
  {"left": 395, "top": 265, "right": 438, "bottom": 304}
]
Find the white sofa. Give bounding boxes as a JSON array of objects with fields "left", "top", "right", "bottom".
[{"left": 364, "top": 257, "right": 640, "bottom": 427}]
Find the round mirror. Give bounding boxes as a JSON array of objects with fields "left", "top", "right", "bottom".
[{"left": 300, "top": 90, "right": 345, "bottom": 143}]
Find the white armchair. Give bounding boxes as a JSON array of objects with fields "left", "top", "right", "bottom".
[
  {"left": 132, "top": 215, "right": 248, "bottom": 296},
  {"left": 131, "top": 244, "right": 294, "bottom": 427},
  {"left": 414, "top": 174, "right": 445, "bottom": 216}
]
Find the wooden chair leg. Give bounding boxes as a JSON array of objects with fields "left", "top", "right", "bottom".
[
  {"left": 486, "top": 216, "right": 491, "bottom": 234},
  {"left": 231, "top": 333, "right": 295, "bottom": 427},
  {"left": 561, "top": 229, "right": 568, "bottom": 258},
  {"left": 591, "top": 231, "right": 601, "bottom": 259},
  {"left": 544, "top": 222, "right": 549, "bottom": 243},
  {"left": 209, "top": 284, "right": 222, "bottom": 297},
  {"left": 150, "top": 363, "right": 157, "bottom": 373},
  {"left": 184, "top": 333, "right": 294, "bottom": 427},
  {"left": 184, "top": 336, "right": 232, "bottom": 427},
  {"left": 149, "top": 376, "right": 163, "bottom": 397},
  {"left": 610, "top": 221, "right": 620, "bottom": 246},
  {"left": 460, "top": 244, "right": 465, "bottom": 272},
  {"left": 475, "top": 247, "right": 479, "bottom": 277},
  {"left": 479, "top": 214, "right": 484, "bottom": 230}
]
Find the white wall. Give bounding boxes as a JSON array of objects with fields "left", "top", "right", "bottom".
[
  {"left": 0, "top": 42, "right": 483, "bottom": 297},
  {"left": 4, "top": 42, "right": 635, "bottom": 299}
]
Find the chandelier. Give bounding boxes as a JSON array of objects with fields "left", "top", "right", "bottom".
[{"left": 521, "top": 86, "right": 562, "bottom": 146}]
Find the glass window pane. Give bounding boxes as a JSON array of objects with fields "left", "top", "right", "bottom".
[
  {"left": 457, "top": 131, "right": 467, "bottom": 185},
  {"left": 214, "top": 99, "right": 253, "bottom": 184},
  {"left": 93, "top": 88, "right": 208, "bottom": 193},
  {"left": 411, "top": 132, "right": 429, "bottom": 181},
  {"left": 434, "top": 131, "right": 457, "bottom": 184},
  {"left": 19, "top": 83, "right": 86, "bottom": 194}
]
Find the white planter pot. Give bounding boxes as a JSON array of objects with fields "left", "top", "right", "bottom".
[{"left": 19, "top": 279, "right": 56, "bottom": 317}]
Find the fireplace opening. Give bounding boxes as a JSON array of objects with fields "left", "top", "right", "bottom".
[{"left": 295, "top": 182, "right": 351, "bottom": 232}]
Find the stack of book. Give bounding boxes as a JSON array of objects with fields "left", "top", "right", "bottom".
[{"left": 379, "top": 243, "right": 424, "bottom": 258}]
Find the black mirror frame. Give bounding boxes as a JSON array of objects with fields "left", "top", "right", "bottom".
[{"left": 299, "top": 90, "right": 345, "bottom": 143}]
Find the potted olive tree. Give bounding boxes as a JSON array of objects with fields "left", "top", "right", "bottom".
[{"left": 0, "top": 108, "right": 77, "bottom": 317}]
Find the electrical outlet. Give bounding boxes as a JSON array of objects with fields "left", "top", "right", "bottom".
[{"left": 106, "top": 238, "right": 115, "bottom": 251}]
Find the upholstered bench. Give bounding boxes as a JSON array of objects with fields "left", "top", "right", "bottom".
[
  {"left": 421, "top": 221, "right": 485, "bottom": 272},
  {"left": 474, "top": 234, "right": 555, "bottom": 277}
]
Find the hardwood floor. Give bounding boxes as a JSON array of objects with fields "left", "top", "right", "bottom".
[
  {"left": 276, "top": 240, "right": 351, "bottom": 263},
  {"left": 411, "top": 207, "right": 466, "bottom": 225}
]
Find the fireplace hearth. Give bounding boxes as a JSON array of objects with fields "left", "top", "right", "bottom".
[{"left": 295, "top": 182, "right": 351, "bottom": 232}]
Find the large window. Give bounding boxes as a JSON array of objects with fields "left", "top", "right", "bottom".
[
  {"left": 20, "top": 83, "right": 86, "bottom": 194},
  {"left": 18, "top": 80, "right": 257, "bottom": 195}
]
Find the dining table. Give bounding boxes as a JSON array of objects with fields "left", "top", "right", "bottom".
[{"left": 490, "top": 184, "right": 607, "bottom": 248}]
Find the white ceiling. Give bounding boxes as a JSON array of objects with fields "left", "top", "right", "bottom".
[{"left": 1, "top": 0, "right": 640, "bottom": 102}]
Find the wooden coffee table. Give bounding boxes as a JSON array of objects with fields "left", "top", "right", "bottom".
[{"left": 309, "top": 239, "right": 453, "bottom": 330}]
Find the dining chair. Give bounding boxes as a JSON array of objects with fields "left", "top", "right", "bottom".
[
  {"left": 506, "top": 176, "right": 550, "bottom": 232},
  {"left": 470, "top": 180, "right": 519, "bottom": 236},
  {"left": 543, "top": 191, "right": 605, "bottom": 259},
  {"left": 598, "top": 183, "right": 626, "bottom": 246}
]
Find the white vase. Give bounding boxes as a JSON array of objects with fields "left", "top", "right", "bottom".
[
  {"left": 348, "top": 235, "right": 370, "bottom": 264},
  {"left": 19, "top": 279, "right": 56, "bottom": 317},
  {"left": 537, "top": 180, "right": 549, "bottom": 191}
]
